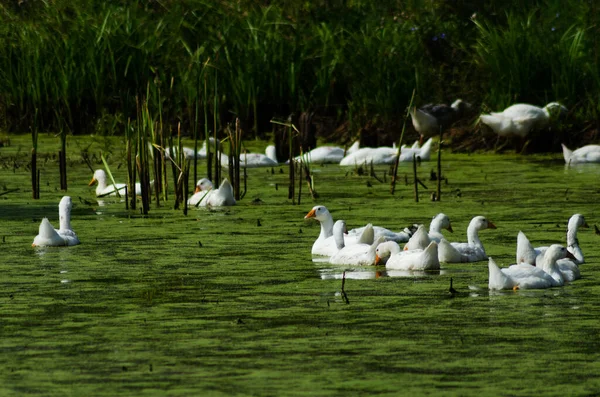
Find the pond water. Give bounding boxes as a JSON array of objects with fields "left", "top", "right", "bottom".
[{"left": 1, "top": 134, "right": 599, "bottom": 396}]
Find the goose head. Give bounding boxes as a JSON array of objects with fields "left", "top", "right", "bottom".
[
  {"left": 544, "top": 102, "right": 568, "bottom": 119},
  {"left": 432, "top": 213, "right": 453, "bottom": 233},
  {"left": 195, "top": 178, "right": 214, "bottom": 193},
  {"left": 304, "top": 205, "right": 331, "bottom": 222},
  {"left": 469, "top": 216, "right": 496, "bottom": 231},
  {"left": 568, "top": 214, "right": 588, "bottom": 231},
  {"left": 88, "top": 169, "right": 107, "bottom": 188},
  {"left": 375, "top": 241, "right": 400, "bottom": 266}
]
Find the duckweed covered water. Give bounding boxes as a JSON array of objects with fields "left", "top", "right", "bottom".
[{"left": 1, "top": 134, "right": 600, "bottom": 396}]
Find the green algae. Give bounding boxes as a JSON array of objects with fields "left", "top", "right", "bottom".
[{"left": 0, "top": 134, "right": 599, "bottom": 396}]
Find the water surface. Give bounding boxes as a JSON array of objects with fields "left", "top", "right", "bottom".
[{"left": 1, "top": 135, "right": 599, "bottom": 396}]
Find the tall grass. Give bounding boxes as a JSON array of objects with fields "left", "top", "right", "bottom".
[{"left": 0, "top": 0, "right": 598, "bottom": 152}]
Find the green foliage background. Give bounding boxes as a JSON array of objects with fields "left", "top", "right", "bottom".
[{"left": 0, "top": 0, "right": 598, "bottom": 139}]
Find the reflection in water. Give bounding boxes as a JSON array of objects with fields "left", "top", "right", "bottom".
[{"left": 564, "top": 163, "right": 600, "bottom": 175}]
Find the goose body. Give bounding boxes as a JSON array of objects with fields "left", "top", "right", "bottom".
[
  {"left": 488, "top": 245, "right": 571, "bottom": 290},
  {"left": 403, "top": 225, "right": 431, "bottom": 251},
  {"left": 562, "top": 144, "right": 600, "bottom": 164},
  {"left": 347, "top": 224, "right": 413, "bottom": 244},
  {"left": 295, "top": 141, "right": 360, "bottom": 164},
  {"left": 410, "top": 99, "right": 469, "bottom": 139},
  {"left": 376, "top": 241, "right": 440, "bottom": 271},
  {"left": 339, "top": 139, "right": 433, "bottom": 166},
  {"left": 32, "top": 196, "right": 79, "bottom": 247},
  {"left": 304, "top": 205, "right": 374, "bottom": 256},
  {"left": 239, "top": 145, "right": 279, "bottom": 168},
  {"left": 328, "top": 220, "right": 383, "bottom": 266},
  {"left": 438, "top": 216, "right": 496, "bottom": 263},
  {"left": 480, "top": 102, "right": 566, "bottom": 138},
  {"left": 188, "top": 178, "right": 236, "bottom": 207}
]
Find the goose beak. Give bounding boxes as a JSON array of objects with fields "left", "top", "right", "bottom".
[
  {"left": 31, "top": 243, "right": 36, "bottom": 247},
  {"left": 487, "top": 221, "right": 497, "bottom": 229},
  {"left": 403, "top": 245, "right": 409, "bottom": 251},
  {"left": 374, "top": 255, "right": 381, "bottom": 266},
  {"left": 88, "top": 177, "right": 97, "bottom": 187},
  {"left": 447, "top": 223, "right": 454, "bottom": 233},
  {"left": 566, "top": 250, "right": 577, "bottom": 260},
  {"left": 194, "top": 185, "right": 201, "bottom": 194},
  {"left": 304, "top": 208, "right": 316, "bottom": 219}
]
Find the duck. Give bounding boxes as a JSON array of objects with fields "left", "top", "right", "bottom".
[
  {"left": 410, "top": 99, "right": 470, "bottom": 141},
  {"left": 188, "top": 178, "right": 236, "bottom": 207},
  {"left": 438, "top": 216, "right": 496, "bottom": 263},
  {"left": 488, "top": 244, "right": 573, "bottom": 290},
  {"left": 517, "top": 214, "right": 588, "bottom": 266},
  {"left": 32, "top": 196, "right": 80, "bottom": 247},
  {"left": 329, "top": 220, "right": 384, "bottom": 266},
  {"left": 89, "top": 169, "right": 143, "bottom": 197},
  {"left": 304, "top": 205, "right": 374, "bottom": 256},
  {"left": 339, "top": 139, "right": 433, "bottom": 166},
  {"left": 479, "top": 102, "right": 567, "bottom": 138},
  {"left": 375, "top": 241, "right": 439, "bottom": 271},
  {"left": 294, "top": 141, "right": 360, "bottom": 164},
  {"left": 561, "top": 144, "right": 600, "bottom": 164}
]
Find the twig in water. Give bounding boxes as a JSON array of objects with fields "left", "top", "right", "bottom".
[{"left": 341, "top": 271, "right": 350, "bottom": 304}]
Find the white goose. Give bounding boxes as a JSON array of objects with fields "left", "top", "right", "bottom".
[
  {"left": 238, "top": 145, "right": 279, "bottom": 168},
  {"left": 294, "top": 141, "right": 359, "bottom": 164},
  {"left": 562, "top": 144, "right": 600, "bottom": 164},
  {"left": 304, "top": 205, "right": 374, "bottom": 256},
  {"left": 89, "top": 169, "right": 143, "bottom": 197},
  {"left": 488, "top": 244, "right": 573, "bottom": 290},
  {"left": 410, "top": 99, "right": 469, "bottom": 141},
  {"left": 32, "top": 196, "right": 80, "bottom": 247},
  {"left": 375, "top": 241, "right": 439, "bottom": 271},
  {"left": 329, "top": 220, "right": 384, "bottom": 266},
  {"left": 339, "top": 138, "right": 433, "bottom": 166},
  {"left": 188, "top": 178, "right": 236, "bottom": 207},
  {"left": 516, "top": 230, "right": 583, "bottom": 283},
  {"left": 517, "top": 214, "right": 588, "bottom": 266},
  {"left": 479, "top": 102, "right": 567, "bottom": 138},
  {"left": 438, "top": 216, "right": 496, "bottom": 263}
]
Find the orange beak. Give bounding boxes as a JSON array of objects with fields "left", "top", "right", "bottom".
[
  {"left": 374, "top": 255, "right": 381, "bottom": 266},
  {"left": 31, "top": 243, "right": 36, "bottom": 247},
  {"left": 304, "top": 208, "right": 316, "bottom": 219},
  {"left": 447, "top": 223, "right": 454, "bottom": 233},
  {"left": 88, "top": 177, "right": 97, "bottom": 187},
  {"left": 195, "top": 185, "right": 201, "bottom": 194},
  {"left": 488, "top": 221, "right": 497, "bottom": 229}
]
